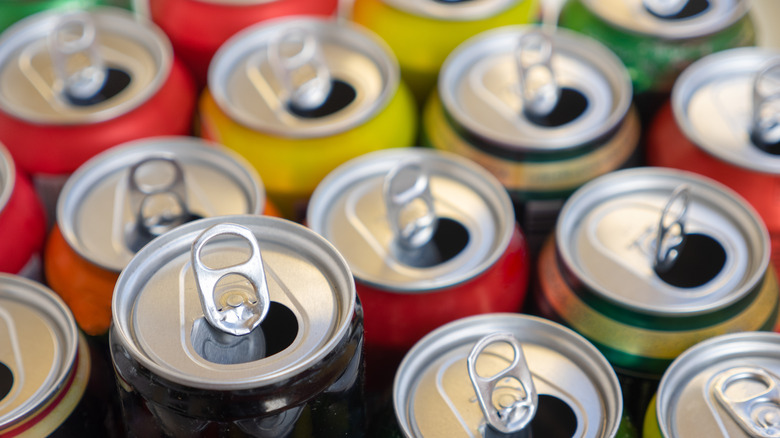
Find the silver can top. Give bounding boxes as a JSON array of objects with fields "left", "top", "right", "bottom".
[
  {"left": 306, "top": 148, "right": 515, "bottom": 292},
  {"left": 438, "top": 25, "right": 631, "bottom": 151},
  {"left": 0, "top": 7, "right": 172, "bottom": 125},
  {"left": 57, "top": 136, "right": 264, "bottom": 272},
  {"left": 393, "top": 313, "right": 623, "bottom": 438},
  {"left": 378, "top": 0, "right": 520, "bottom": 21},
  {"left": 576, "top": 0, "right": 749, "bottom": 39},
  {"left": 673, "top": 47, "right": 780, "bottom": 174},
  {"left": 0, "top": 274, "right": 78, "bottom": 429},
  {"left": 111, "top": 215, "right": 356, "bottom": 390},
  {"left": 208, "top": 16, "right": 398, "bottom": 138},
  {"left": 656, "top": 331, "right": 780, "bottom": 437},
  {"left": 556, "top": 167, "right": 769, "bottom": 316},
  {"left": 0, "top": 144, "right": 13, "bottom": 215}
]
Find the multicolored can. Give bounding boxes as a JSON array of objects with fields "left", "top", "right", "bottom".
[
  {"left": 44, "top": 136, "right": 265, "bottom": 337},
  {"left": 199, "top": 16, "right": 418, "bottom": 221},
  {"left": 535, "top": 167, "right": 779, "bottom": 379},
  {"left": 148, "top": 0, "right": 339, "bottom": 87},
  {"left": 0, "top": 143, "right": 46, "bottom": 280},
  {"left": 307, "top": 147, "right": 529, "bottom": 390},
  {"left": 0, "top": 274, "right": 120, "bottom": 437},
  {"left": 110, "top": 215, "right": 365, "bottom": 436},
  {"left": 646, "top": 48, "right": 780, "bottom": 277},
  {"left": 0, "top": 0, "right": 133, "bottom": 35},
  {"left": 350, "top": 0, "right": 540, "bottom": 106},
  {"left": 644, "top": 331, "right": 780, "bottom": 437},
  {"left": 0, "top": 7, "right": 196, "bottom": 220},
  {"left": 424, "top": 25, "right": 639, "bottom": 252},
  {"left": 393, "top": 313, "right": 635, "bottom": 437}
]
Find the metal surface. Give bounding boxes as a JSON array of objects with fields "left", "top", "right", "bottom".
[
  {"left": 379, "top": 0, "right": 519, "bottom": 20},
  {"left": 0, "top": 144, "right": 13, "bottom": 214}
]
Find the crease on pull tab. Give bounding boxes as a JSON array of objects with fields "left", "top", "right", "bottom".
[
  {"left": 190, "top": 223, "right": 270, "bottom": 336},
  {"left": 467, "top": 333, "right": 537, "bottom": 435},
  {"left": 713, "top": 366, "right": 780, "bottom": 437},
  {"left": 643, "top": 0, "right": 688, "bottom": 16},
  {"left": 48, "top": 12, "right": 107, "bottom": 102},
  {"left": 653, "top": 185, "right": 690, "bottom": 273},
  {"left": 383, "top": 159, "right": 438, "bottom": 250},
  {"left": 516, "top": 30, "right": 559, "bottom": 118},
  {"left": 267, "top": 27, "right": 332, "bottom": 112},
  {"left": 752, "top": 59, "right": 780, "bottom": 148}
]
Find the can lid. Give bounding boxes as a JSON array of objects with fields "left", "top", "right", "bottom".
[
  {"left": 656, "top": 332, "right": 780, "bottom": 437},
  {"left": 439, "top": 25, "right": 631, "bottom": 151},
  {"left": 556, "top": 167, "right": 770, "bottom": 315},
  {"left": 378, "top": 0, "right": 519, "bottom": 21},
  {"left": 0, "top": 274, "right": 78, "bottom": 429},
  {"left": 306, "top": 148, "right": 515, "bottom": 292},
  {"left": 576, "top": 0, "right": 749, "bottom": 39},
  {"left": 0, "top": 7, "right": 172, "bottom": 125},
  {"left": 111, "top": 215, "right": 356, "bottom": 390},
  {"left": 673, "top": 47, "right": 780, "bottom": 174},
  {"left": 393, "top": 313, "right": 623, "bottom": 438},
  {"left": 57, "top": 136, "right": 264, "bottom": 272},
  {"left": 208, "top": 16, "right": 398, "bottom": 138},
  {"left": 0, "top": 144, "right": 14, "bottom": 214}
]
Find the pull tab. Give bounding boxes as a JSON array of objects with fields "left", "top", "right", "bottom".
[
  {"left": 516, "top": 30, "right": 559, "bottom": 118},
  {"left": 190, "top": 223, "right": 271, "bottom": 336},
  {"left": 48, "top": 12, "right": 107, "bottom": 102},
  {"left": 467, "top": 333, "right": 537, "bottom": 435},
  {"left": 384, "top": 159, "right": 438, "bottom": 250},
  {"left": 752, "top": 59, "right": 780, "bottom": 150},
  {"left": 268, "top": 27, "right": 332, "bottom": 111},
  {"left": 713, "top": 366, "right": 780, "bottom": 437},
  {"left": 654, "top": 185, "right": 690, "bottom": 273},
  {"left": 643, "top": 0, "right": 688, "bottom": 16}
]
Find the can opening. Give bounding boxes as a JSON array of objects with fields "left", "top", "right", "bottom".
[
  {"left": 392, "top": 217, "right": 469, "bottom": 267},
  {"left": 65, "top": 67, "right": 131, "bottom": 107},
  {"left": 645, "top": 0, "right": 710, "bottom": 19},
  {"left": 751, "top": 131, "right": 780, "bottom": 155},
  {"left": 482, "top": 395, "right": 578, "bottom": 438},
  {"left": 0, "top": 362, "right": 12, "bottom": 401},
  {"left": 287, "top": 79, "right": 356, "bottom": 118},
  {"left": 654, "top": 233, "right": 726, "bottom": 288},
  {"left": 524, "top": 87, "right": 588, "bottom": 128}
]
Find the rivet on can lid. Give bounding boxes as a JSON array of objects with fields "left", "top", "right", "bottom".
[{"left": 713, "top": 366, "right": 780, "bottom": 437}]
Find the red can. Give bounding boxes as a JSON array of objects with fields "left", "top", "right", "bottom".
[
  {"left": 646, "top": 47, "right": 780, "bottom": 275},
  {"left": 148, "top": 0, "right": 339, "bottom": 87},
  {"left": 0, "top": 143, "right": 46, "bottom": 280},
  {"left": 0, "top": 7, "right": 196, "bottom": 220}
]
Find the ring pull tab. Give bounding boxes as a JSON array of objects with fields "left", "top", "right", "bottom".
[
  {"left": 268, "top": 27, "right": 332, "bottom": 112},
  {"left": 713, "top": 367, "right": 780, "bottom": 437},
  {"left": 467, "top": 333, "right": 537, "bottom": 435},
  {"left": 752, "top": 59, "right": 780, "bottom": 150},
  {"left": 190, "top": 223, "right": 271, "bottom": 336},
  {"left": 516, "top": 30, "right": 559, "bottom": 118},
  {"left": 384, "top": 159, "right": 438, "bottom": 250},
  {"left": 48, "top": 12, "right": 107, "bottom": 103},
  {"left": 643, "top": 0, "right": 688, "bottom": 16},
  {"left": 654, "top": 185, "right": 690, "bottom": 273}
]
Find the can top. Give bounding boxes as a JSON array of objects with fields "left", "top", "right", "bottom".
[
  {"left": 393, "top": 313, "right": 623, "bottom": 438},
  {"left": 0, "top": 7, "right": 171, "bottom": 125},
  {"left": 577, "top": 0, "right": 749, "bottom": 39},
  {"left": 111, "top": 215, "right": 356, "bottom": 390},
  {"left": 556, "top": 167, "right": 769, "bottom": 315},
  {"left": 306, "top": 148, "right": 515, "bottom": 291},
  {"left": 673, "top": 47, "right": 780, "bottom": 174},
  {"left": 0, "top": 144, "right": 13, "bottom": 214},
  {"left": 208, "top": 16, "right": 398, "bottom": 138},
  {"left": 58, "top": 136, "right": 264, "bottom": 272},
  {"left": 656, "top": 331, "right": 780, "bottom": 437},
  {"left": 0, "top": 274, "right": 78, "bottom": 429},
  {"left": 379, "top": 0, "right": 519, "bottom": 21},
  {"left": 439, "top": 25, "right": 631, "bottom": 151}
]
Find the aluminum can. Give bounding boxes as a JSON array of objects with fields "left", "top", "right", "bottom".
[
  {"left": 148, "top": 0, "right": 339, "bottom": 88},
  {"left": 424, "top": 25, "right": 640, "bottom": 252},
  {"left": 646, "top": 48, "right": 780, "bottom": 278},
  {"left": 0, "top": 0, "right": 133, "bottom": 35},
  {"left": 44, "top": 136, "right": 265, "bottom": 337},
  {"left": 752, "top": 0, "right": 780, "bottom": 49},
  {"left": 0, "top": 7, "right": 196, "bottom": 221},
  {"left": 644, "top": 331, "right": 780, "bottom": 437},
  {"left": 393, "top": 313, "right": 636, "bottom": 437},
  {"left": 350, "top": 0, "right": 540, "bottom": 106},
  {"left": 0, "top": 274, "right": 120, "bottom": 436},
  {"left": 110, "top": 215, "right": 365, "bottom": 437},
  {"left": 199, "top": 16, "right": 418, "bottom": 221},
  {"left": 535, "top": 167, "right": 779, "bottom": 380},
  {"left": 0, "top": 143, "right": 46, "bottom": 280},
  {"left": 307, "top": 147, "right": 529, "bottom": 392}
]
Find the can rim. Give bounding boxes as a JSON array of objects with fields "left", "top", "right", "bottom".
[
  {"left": 0, "top": 144, "right": 15, "bottom": 215},
  {"left": 377, "top": 0, "right": 520, "bottom": 21}
]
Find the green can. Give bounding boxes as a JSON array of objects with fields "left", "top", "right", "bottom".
[{"left": 0, "top": 1, "right": 133, "bottom": 35}]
